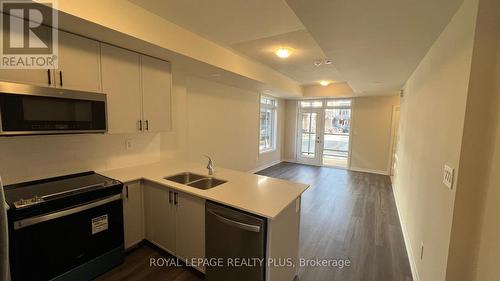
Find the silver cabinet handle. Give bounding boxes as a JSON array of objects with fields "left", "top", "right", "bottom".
[
  {"left": 145, "top": 120, "right": 149, "bottom": 131},
  {"left": 138, "top": 120, "right": 143, "bottom": 131},
  {"left": 14, "top": 194, "right": 121, "bottom": 230},
  {"left": 208, "top": 210, "right": 261, "bottom": 233},
  {"left": 168, "top": 191, "right": 173, "bottom": 204},
  {"left": 174, "top": 192, "right": 178, "bottom": 205}
]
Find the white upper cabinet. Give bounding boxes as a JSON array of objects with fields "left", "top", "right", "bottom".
[
  {"left": 141, "top": 55, "right": 172, "bottom": 133},
  {"left": 100, "top": 43, "right": 142, "bottom": 134},
  {"left": 0, "top": 24, "right": 101, "bottom": 92},
  {"left": 56, "top": 31, "right": 101, "bottom": 92},
  {"left": 0, "top": 19, "right": 53, "bottom": 87},
  {"left": 100, "top": 44, "right": 172, "bottom": 134},
  {"left": 0, "top": 67, "right": 52, "bottom": 87},
  {"left": 0, "top": 22, "right": 172, "bottom": 135}
]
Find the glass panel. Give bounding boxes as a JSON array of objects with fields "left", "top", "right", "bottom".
[
  {"left": 301, "top": 112, "right": 317, "bottom": 133},
  {"left": 300, "top": 100, "right": 323, "bottom": 108},
  {"left": 300, "top": 112, "right": 317, "bottom": 158},
  {"left": 326, "top": 99, "right": 351, "bottom": 107},
  {"left": 23, "top": 97, "right": 92, "bottom": 121},
  {"left": 259, "top": 108, "right": 275, "bottom": 151},
  {"left": 323, "top": 108, "right": 351, "bottom": 165},
  {"left": 261, "top": 96, "right": 277, "bottom": 107},
  {"left": 301, "top": 133, "right": 316, "bottom": 158}
]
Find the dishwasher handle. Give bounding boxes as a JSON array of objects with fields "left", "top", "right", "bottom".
[{"left": 208, "top": 209, "right": 261, "bottom": 233}]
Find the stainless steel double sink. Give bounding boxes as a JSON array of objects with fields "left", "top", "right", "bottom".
[{"left": 164, "top": 172, "right": 227, "bottom": 190}]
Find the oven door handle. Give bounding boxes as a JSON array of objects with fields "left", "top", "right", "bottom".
[{"left": 13, "top": 194, "right": 121, "bottom": 230}]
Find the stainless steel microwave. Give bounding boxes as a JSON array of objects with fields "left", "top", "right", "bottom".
[{"left": 0, "top": 82, "right": 107, "bottom": 136}]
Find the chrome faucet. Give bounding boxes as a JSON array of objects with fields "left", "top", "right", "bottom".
[{"left": 205, "top": 155, "right": 215, "bottom": 175}]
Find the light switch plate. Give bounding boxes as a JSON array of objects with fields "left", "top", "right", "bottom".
[{"left": 443, "top": 165, "right": 454, "bottom": 189}]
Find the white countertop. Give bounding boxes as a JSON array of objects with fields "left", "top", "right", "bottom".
[{"left": 99, "top": 162, "right": 309, "bottom": 219}]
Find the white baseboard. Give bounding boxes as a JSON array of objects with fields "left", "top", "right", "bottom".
[
  {"left": 247, "top": 160, "right": 282, "bottom": 173},
  {"left": 392, "top": 183, "right": 420, "bottom": 281},
  {"left": 349, "top": 166, "right": 390, "bottom": 175}
]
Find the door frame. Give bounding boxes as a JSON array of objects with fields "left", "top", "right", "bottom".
[
  {"left": 294, "top": 99, "right": 354, "bottom": 168},
  {"left": 295, "top": 107, "right": 324, "bottom": 166},
  {"left": 389, "top": 105, "right": 400, "bottom": 177}
]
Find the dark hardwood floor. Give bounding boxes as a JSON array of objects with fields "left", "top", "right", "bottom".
[
  {"left": 95, "top": 245, "right": 204, "bottom": 281},
  {"left": 97, "top": 162, "right": 412, "bottom": 281},
  {"left": 257, "top": 162, "right": 413, "bottom": 281}
]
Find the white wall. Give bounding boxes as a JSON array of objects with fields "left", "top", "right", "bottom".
[
  {"left": 448, "top": 0, "right": 500, "bottom": 280},
  {"left": 350, "top": 95, "right": 400, "bottom": 174},
  {"left": 283, "top": 95, "right": 399, "bottom": 174},
  {"left": 161, "top": 72, "right": 284, "bottom": 173},
  {"left": 283, "top": 100, "right": 298, "bottom": 162},
  {"left": 392, "top": 1, "right": 479, "bottom": 280},
  {"left": 0, "top": 133, "right": 161, "bottom": 185}
]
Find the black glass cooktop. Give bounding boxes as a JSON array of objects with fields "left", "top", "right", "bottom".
[{"left": 4, "top": 172, "right": 121, "bottom": 210}]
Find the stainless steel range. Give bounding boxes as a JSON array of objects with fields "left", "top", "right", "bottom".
[{"left": 4, "top": 172, "right": 124, "bottom": 281}]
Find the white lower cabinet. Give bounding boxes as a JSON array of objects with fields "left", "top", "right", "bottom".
[
  {"left": 125, "top": 181, "right": 205, "bottom": 271},
  {"left": 122, "top": 181, "right": 144, "bottom": 249},
  {"left": 143, "top": 181, "right": 177, "bottom": 254},
  {"left": 175, "top": 192, "right": 206, "bottom": 271}
]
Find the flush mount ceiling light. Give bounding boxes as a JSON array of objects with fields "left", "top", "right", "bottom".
[
  {"left": 275, "top": 48, "right": 292, "bottom": 58},
  {"left": 319, "top": 80, "right": 331, "bottom": 86}
]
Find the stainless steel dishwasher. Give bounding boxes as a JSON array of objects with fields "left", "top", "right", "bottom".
[{"left": 206, "top": 201, "right": 266, "bottom": 281}]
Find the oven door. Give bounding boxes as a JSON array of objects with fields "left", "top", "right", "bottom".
[{"left": 9, "top": 195, "right": 124, "bottom": 281}]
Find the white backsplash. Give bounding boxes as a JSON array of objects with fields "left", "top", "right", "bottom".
[{"left": 0, "top": 133, "right": 161, "bottom": 185}]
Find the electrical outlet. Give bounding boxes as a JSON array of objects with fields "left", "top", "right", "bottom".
[
  {"left": 443, "top": 165, "right": 454, "bottom": 189},
  {"left": 125, "top": 139, "right": 134, "bottom": 150},
  {"left": 420, "top": 242, "right": 424, "bottom": 260}
]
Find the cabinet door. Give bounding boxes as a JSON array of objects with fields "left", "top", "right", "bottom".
[
  {"left": 0, "top": 17, "right": 53, "bottom": 87},
  {"left": 143, "top": 182, "right": 176, "bottom": 254},
  {"left": 176, "top": 192, "right": 205, "bottom": 270},
  {"left": 56, "top": 31, "right": 101, "bottom": 92},
  {"left": 122, "top": 182, "right": 144, "bottom": 249},
  {"left": 101, "top": 44, "right": 142, "bottom": 134},
  {"left": 140, "top": 55, "right": 172, "bottom": 133}
]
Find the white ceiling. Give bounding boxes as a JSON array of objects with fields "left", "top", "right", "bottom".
[
  {"left": 129, "top": 0, "right": 463, "bottom": 96},
  {"left": 286, "top": 0, "right": 464, "bottom": 95},
  {"left": 128, "top": 0, "right": 304, "bottom": 45}
]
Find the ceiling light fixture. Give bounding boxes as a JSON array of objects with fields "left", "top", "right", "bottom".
[
  {"left": 319, "top": 80, "right": 330, "bottom": 86},
  {"left": 275, "top": 48, "right": 291, "bottom": 58}
]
